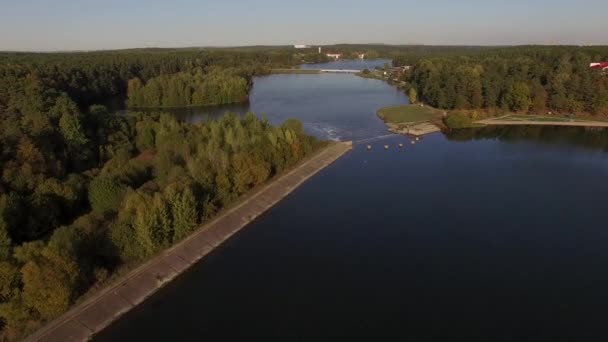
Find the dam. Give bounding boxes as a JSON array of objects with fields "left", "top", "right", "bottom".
[{"left": 25, "top": 141, "right": 353, "bottom": 342}]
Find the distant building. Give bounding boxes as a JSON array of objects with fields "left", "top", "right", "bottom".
[
  {"left": 590, "top": 62, "right": 608, "bottom": 71},
  {"left": 294, "top": 45, "right": 311, "bottom": 49},
  {"left": 357, "top": 53, "right": 366, "bottom": 59},
  {"left": 389, "top": 66, "right": 412, "bottom": 77},
  {"left": 326, "top": 53, "right": 342, "bottom": 60}
]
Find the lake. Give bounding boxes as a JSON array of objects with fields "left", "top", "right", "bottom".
[
  {"left": 142, "top": 59, "right": 402, "bottom": 141},
  {"left": 95, "top": 61, "right": 608, "bottom": 341}
]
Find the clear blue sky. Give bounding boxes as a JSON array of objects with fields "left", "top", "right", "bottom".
[{"left": 1, "top": 0, "right": 606, "bottom": 51}]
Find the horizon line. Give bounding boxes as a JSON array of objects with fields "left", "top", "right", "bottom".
[{"left": 1, "top": 43, "right": 607, "bottom": 54}]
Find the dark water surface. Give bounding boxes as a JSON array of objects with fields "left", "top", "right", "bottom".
[{"left": 96, "top": 62, "right": 608, "bottom": 341}]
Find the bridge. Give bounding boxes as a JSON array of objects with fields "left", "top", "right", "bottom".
[
  {"left": 319, "top": 69, "right": 361, "bottom": 74},
  {"left": 270, "top": 68, "right": 361, "bottom": 75}
]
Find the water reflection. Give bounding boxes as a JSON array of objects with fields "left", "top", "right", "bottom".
[{"left": 447, "top": 125, "right": 608, "bottom": 152}]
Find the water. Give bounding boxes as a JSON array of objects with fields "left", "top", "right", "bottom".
[
  {"left": 132, "top": 70, "right": 408, "bottom": 142},
  {"left": 95, "top": 61, "right": 608, "bottom": 341},
  {"left": 300, "top": 58, "right": 392, "bottom": 70},
  {"left": 249, "top": 73, "right": 405, "bottom": 141}
]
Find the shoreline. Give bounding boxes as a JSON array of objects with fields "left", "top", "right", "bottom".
[{"left": 24, "top": 141, "right": 353, "bottom": 342}]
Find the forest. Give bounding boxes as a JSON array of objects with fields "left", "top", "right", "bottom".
[
  {"left": 126, "top": 68, "right": 250, "bottom": 108},
  {"left": 0, "top": 48, "right": 325, "bottom": 340},
  {"left": 404, "top": 46, "right": 608, "bottom": 122}
]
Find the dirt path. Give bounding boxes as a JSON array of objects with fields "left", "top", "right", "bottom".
[{"left": 24, "top": 141, "right": 353, "bottom": 342}]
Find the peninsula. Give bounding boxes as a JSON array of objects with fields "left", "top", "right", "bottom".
[{"left": 377, "top": 104, "right": 443, "bottom": 136}]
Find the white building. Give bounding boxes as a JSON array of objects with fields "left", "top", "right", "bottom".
[
  {"left": 326, "top": 53, "right": 342, "bottom": 60},
  {"left": 294, "top": 45, "right": 311, "bottom": 49}
]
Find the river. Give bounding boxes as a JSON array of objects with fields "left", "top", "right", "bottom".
[{"left": 95, "top": 61, "right": 608, "bottom": 341}]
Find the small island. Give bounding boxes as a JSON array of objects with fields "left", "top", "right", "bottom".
[{"left": 377, "top": 104, "right": 444, "bottom": 136}]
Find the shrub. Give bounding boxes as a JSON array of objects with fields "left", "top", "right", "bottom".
[{"left": 444, "top": 111, "right": 473, "bottom": 129}]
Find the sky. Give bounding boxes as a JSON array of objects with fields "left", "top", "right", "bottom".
[{"left": 1, "top": 0, "right": 607, "bottom": 51}]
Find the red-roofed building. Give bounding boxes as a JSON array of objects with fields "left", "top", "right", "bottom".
[{"left": 590, "top": 62, "right": 608, "bottom": 70}]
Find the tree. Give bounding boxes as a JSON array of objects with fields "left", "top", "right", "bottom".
[
  {"left": 135, "top": 119, "right": 156, "bottom": 151},
  {"left": 365, "top": 50, "right": 380, "bottom": 59},
  {"left": 444, "top": 111, "right": 473, "bottom": 129},
  {"left": 167, "top": 187, "right": 198, "bottom": 242},
  {"left": 127, "top": 78, "right": 144, "bottom": 107},
  {"left": 531, "top": 81, "right": 548, "bottom": 113},
  {"left": 15, "top": 241, "right": 80, "bottom": 320},
  {"left": 408, "top": 87, "right": 418, "bottom": 104},
  {"left": 54, "top": 95, "right": 88, "bottom": 148},
  {"left": 504, "top": 82, "right": 531, "bottom": 112},
  {"left": 88, "top": 176, "right": 126, "bottom": 214},
  {"left": 0, "top": 223, "right": 12, "bottom": 260}
]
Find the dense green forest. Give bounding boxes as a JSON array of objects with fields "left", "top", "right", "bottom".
[
  {"left": 0, "top": 49, "right": 301, "bottom": 109},
  {"left": 0, "top": 48, "right": 326, "bottom": 340},
  {"left": 405, "top": 46, "right": 608, "bottom": 118},
  {"left": 127, "top": 68, "right": 250, "bottom": 108}
]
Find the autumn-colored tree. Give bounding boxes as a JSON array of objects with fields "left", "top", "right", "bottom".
[{"left": 16, "top": 241, "right": 80, "bottom": 320}]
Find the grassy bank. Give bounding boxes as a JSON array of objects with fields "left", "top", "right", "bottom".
[
  {"left": 376, "top": 104, "right": 444, "bottom": 136},
  {"left": 377, "top": 104, "right": 442, "bottom": 124}
]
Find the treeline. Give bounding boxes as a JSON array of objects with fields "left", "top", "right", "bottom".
[
  {"left": 390, "top": 46, "right": 498, "bottom": 66},
  {"left": 0, "top": 48, "right": 326, "bottom": 339},
  {"left": 127, "top": 68, "right": 250, "bottom": 108},
  {"left": 321, "top": 44, "right": 498, "bottom": 65},
  {"left": 0, "top": 49, "right": 301, "bottom": 110},
  {"left": 406, "top": 46, "right": 608, "bottom": 115}
]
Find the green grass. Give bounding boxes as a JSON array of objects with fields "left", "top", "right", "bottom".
[{"left": 377, "top": 105, "right": 440, "bottom": 124}]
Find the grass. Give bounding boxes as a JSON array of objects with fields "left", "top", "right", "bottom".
[{"left": 377, "top": 104, "right": 441, "bottom": 124}]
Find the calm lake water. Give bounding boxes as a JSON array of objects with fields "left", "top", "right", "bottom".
[
  {"left": 96, "top": 61, "right": 608, "bottom": 341},
  {"left": 143, "top": 59, "right": 401, "bottom": 141}
]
